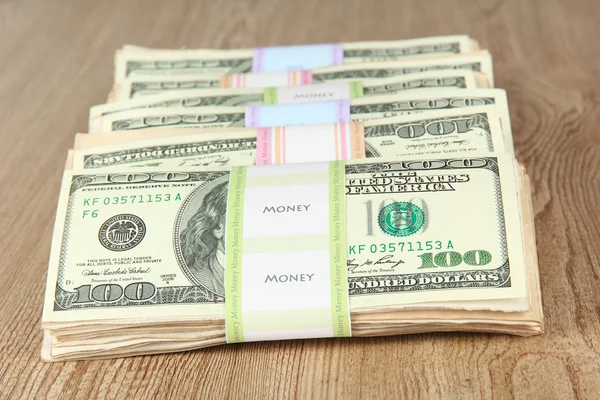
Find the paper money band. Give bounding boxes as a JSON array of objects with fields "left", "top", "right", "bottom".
[
  {"left": 245, "top": 100, "right": 351, "bottom": 128},
  {"left": 252, "top": 43, "right": 343, "bottom": 73},
  {"left": 255, "top": 122, "right": 365, "bottom": 165},
  {"left": 225, "top": 162, "right": 351, "bottom": 343},
  {"left": 221, "top": 70, "right": 312, "bottom": 88},
  {"left": 263, "top": 81, "right": 364, "bottom": 105}
]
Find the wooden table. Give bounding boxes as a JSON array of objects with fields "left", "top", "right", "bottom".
[{"left": 1, "top": 0, "right": 599, "bottom": 398}]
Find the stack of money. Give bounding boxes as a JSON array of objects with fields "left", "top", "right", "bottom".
[{"left": 42, "top": 35, "right": 543, "bottom": 362}]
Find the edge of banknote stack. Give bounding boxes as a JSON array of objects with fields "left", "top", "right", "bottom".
[{"left": 41, "top": 35, "right": 543, "bottom": 362}]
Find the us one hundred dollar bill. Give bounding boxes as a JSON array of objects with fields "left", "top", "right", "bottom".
[
  {"left": 72, "top": 131, "right": 258, "bottom": 170},
  {"left": 72, "top": 106, "right": 507, "bottom": 170},
  {"left": 93, "top": 106, "right": 510, "bottom": 159},
  {"left": 361, "top": 107, "right": 507, "bottom": 157},
  {"left": 97, "top": 87, "right": 508, "bottom": 134},
  {"left": 349, "top": 89, "right": 513, "bottom": 151},
  {"left": 74, "top": 127, "right": 249, "bottom": 150},
  {"left": 112, "top": 52, "right": 493, "bottom": 101},
  {"left": 93, "top": 93, "right": 510, "bottom": 146},
  {"left": 42, "top": 153, "right": 527, "bottom": 326},
  {"left": 311, "top": 52, "right": 494, "bottom": 85},
  {"left": 111, "top": 68, "right": 489, "bottom": 102},
  {"left": 114, "top": 35, "right": 478, "bottom": 82},
  {"left": 91, "top": 70, "right": 489, "bottom": 132}
]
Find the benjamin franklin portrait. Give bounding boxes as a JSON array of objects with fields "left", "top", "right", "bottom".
[{"left": 180, "top": 180, "right": 228, "bottom": 296}]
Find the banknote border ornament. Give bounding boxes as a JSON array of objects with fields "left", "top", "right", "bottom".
[
  {"left": 82, "top": 137, "right": 257, "bottom": 169},
  {"left": 313, "top": 61, "right": 483, "bottom": 82},
  {"left": 362, "top": 76, "right": 467, "bottom": 95}
]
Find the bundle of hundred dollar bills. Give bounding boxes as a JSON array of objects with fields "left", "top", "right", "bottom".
[{"left": 42, "top": 35, "right": 543, "bottom": 361}]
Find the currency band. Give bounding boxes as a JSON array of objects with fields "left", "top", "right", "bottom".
[
  {"left": 225, "top": 161, "right": 351, "bottom": 343},
  {"left": 256, "top": 122, "right": 365, "bottom": 165},
  {"left": 244, "top": 100, "right": 351, "bottom": 128},
  {"left": 221, "top": 70, "right": 312, "bottom": 88},
  {"left": 263, "top": 81, "right": 364, "bottom": 105},
  {"left": 252, "top": 44, "right": 343, "bottom": 73}
]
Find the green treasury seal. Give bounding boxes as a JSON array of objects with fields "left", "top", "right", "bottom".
[{"left": 378, "top": 202, "right": 425, "bottom": 237}]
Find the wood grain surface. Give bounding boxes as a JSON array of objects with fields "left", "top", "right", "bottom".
[{"left": 1, "top": 0, "right": 599, "bottom": 398}]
